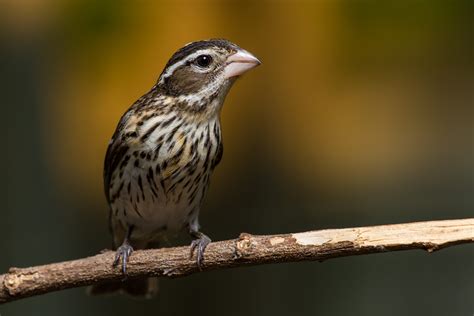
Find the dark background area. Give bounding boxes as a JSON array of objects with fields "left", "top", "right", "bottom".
[{"left": 2, "top": 0, "right": 473, "bottom": 315}]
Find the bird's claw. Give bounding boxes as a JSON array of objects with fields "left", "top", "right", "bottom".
[
  {"left": 113, "top": 243, "right": 134, "bottom": 275},
  {"left": 190, "top": 234, "right": 211, "bottom": 270}
]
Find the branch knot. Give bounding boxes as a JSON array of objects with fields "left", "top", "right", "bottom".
[{"left": 234, "top": 233, "right": 254, "bottom": 259}]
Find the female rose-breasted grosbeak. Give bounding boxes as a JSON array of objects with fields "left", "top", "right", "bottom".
[{"left": 91, "top": 39, "right": 260, "bottom": 297}]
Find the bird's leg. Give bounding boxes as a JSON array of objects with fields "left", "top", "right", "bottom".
[
  {"left": 113, "top": 226, "right": 134, "bottom": 275},
  {"left": 189, "top": 229, "right": 211, "bottom": 270}
]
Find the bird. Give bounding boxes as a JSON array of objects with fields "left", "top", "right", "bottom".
[{"left": 89, "top": 39, "right": 260, "bottom": 297}]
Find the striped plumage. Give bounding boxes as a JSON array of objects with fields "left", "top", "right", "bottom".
[
  {"left": 92, "top": 39, "right": 260, "bottom": 297},
  {"left": 106, "top": 90, "right": 224, "bottom": 246}
]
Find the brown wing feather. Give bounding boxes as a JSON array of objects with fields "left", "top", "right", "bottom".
[
  {"left": 103, "top": 137, "right": 129, "bottom": 204},
  {"left": 103, "top": 111, "right": 134, "bottom": 244}
]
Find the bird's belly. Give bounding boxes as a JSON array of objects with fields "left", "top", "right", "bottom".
[
  {"left": 111, "top": 157, "right": 211, "bottom": 241},
  {"left": 116, "top": 195, "right": 194, "bottom": 238}
]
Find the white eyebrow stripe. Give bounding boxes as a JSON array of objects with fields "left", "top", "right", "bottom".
[{"left": 158, "top": 48, "right": 215, "bottom": 84}]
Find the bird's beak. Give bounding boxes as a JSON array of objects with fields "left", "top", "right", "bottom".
[{"left": 224, "top": 49, "right": 261, "bottom": 79}]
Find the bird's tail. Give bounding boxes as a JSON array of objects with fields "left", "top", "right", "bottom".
[{"left": 87, "top": 277, "right": 159, "bottom": 299}]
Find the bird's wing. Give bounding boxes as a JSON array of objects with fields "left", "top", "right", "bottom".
[
  {"left": 103, "top": 113, "right": 133, "bottom": 247},
  {"left": 103, "top": 137, "right": 129, "bottom": 204},
  {"left": 211, "top": 141, "right": 223, "bottom": 170},
  {"left": 103, "top": 111, "right": 133, "bottom": 204}
]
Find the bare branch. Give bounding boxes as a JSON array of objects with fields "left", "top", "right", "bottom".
[{"left": 1, "top": 218, "right": 473, "bottom": 304}]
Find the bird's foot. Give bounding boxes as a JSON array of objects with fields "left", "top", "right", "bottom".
[
  {"left": 113, "top": 242, "right": 134, "bottom": 275},
  {"left": 190, "top": 232, "right": 211, "bottom": 270}
]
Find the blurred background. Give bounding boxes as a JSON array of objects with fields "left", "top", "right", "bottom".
[{"left": 2, "top": 0, "right": 473, "bottom": 315}]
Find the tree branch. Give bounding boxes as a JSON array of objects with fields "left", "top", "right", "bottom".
[{"left": 1, "top": 218, "right": 473, "bottom": 304}]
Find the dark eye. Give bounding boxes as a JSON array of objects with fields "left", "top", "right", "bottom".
[{"left": 195, "top": 55, "right": 212, "bottom": 68}]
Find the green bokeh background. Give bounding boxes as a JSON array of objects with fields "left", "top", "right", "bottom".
[{"left": 2, "top": 0, "right": 473, "bottom": 315}]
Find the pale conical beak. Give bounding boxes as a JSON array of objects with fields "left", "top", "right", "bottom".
[{"left": 224, "top": 49, "right": 261, "bottom": 79}]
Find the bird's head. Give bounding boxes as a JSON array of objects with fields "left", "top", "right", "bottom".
[{"left": 156, "top": 39, "right": 260, "bottom": 115}]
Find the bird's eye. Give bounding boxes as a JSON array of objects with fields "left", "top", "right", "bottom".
[{"left": 195, "top": 55, "right": 213, "bottom": 68}]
